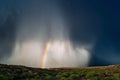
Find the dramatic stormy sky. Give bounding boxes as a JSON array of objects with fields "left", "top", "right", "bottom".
[{"left": 0, "top": 0, "right": 120, "bottom": 67}]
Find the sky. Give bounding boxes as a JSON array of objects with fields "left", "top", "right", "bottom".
[{"left": 0, "top": 0, "right": 120, "bottom": 67}]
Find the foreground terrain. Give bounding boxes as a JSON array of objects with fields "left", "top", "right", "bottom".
[{"left": 0, "top": 64, "right": 120, "bottom": 80}]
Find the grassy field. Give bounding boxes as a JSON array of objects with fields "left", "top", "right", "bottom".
[{"left": 0, "top": 64, "right": 120, "bottom": 80}]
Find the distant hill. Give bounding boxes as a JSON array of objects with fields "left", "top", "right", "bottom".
[{"left": 0, "top": 64, "right": 120, "bottom": 80}]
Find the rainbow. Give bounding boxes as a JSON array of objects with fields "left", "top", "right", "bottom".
[{"left": 40, "top": 41, "right": 50, "bottom": 68}]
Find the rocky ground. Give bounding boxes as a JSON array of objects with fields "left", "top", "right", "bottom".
[{"left": 0, "top": 64, "right": 120, "bottom": 80}]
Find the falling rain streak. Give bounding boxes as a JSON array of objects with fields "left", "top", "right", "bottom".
[{"left": 2, "top": 0, "right": 90, "bottom": 68}]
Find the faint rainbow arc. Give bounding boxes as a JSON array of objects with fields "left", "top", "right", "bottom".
[{"left": 40, "top": 41, "right": 50, "bottom": 68}]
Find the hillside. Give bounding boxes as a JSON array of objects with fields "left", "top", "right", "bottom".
[{"left": 0, "top": 64, "right": 120, "bottom": 80}]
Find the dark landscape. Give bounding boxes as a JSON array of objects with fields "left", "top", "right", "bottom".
[{"left": 0, "top": 64, "right": 120, "bottom": 80}]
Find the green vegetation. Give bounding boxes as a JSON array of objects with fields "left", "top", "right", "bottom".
[{"left": 0, "top": 64, "right": 120, "bottom": 80}]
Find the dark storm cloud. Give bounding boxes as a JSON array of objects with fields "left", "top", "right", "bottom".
[
  {"left": 0, "top": 0, "right": 19, "bottom": 59},
  {"left": 0, "top": 12, "right": 17, "bottom": 59},
  {"left": 62, "top": 0, "right": 120, "bottom": 65},
  {"left": 62, "top": 0, "right": 103, "bottom": 44},
  {"left": 0, "top": 0, "right": 120, "bottom": 66}
]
